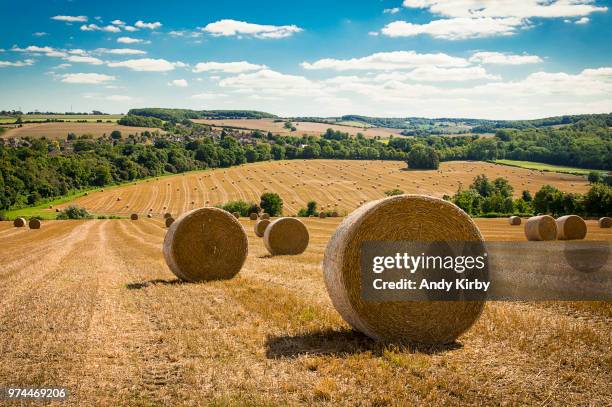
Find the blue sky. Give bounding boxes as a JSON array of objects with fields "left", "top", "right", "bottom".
[{"left": 1, "top": 0, "right": 611, "bottom": 119}]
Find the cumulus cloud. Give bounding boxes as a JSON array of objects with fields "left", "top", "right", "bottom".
[
  {"left": 302, "top": 51, "right": 469, "bottom": 71},
  {"left": 191, "top": 92, "right": 227, "bottom": 99},
  {"left": 64, "top": 55, "right": 104, "bottom": 65},
  {"left": 107, "top": 58, "right": 184, "bottom": 72},
  {"left": 168, "top": 79, "right": 188, "bottom": 87},
  {"left": 193, "top": 61, "right": 268, "bottom": 73},
  {"left": 117, "top": 37, "right": 144, "bottom": 44},
  {"left": 135, "top": 20, "right": 162, "bottom": 29},
  {"left": 374, "top": 66, "right": 501, "bottom": 81},
  {"left": 80, "top": 24, "right": 122, "bottom": 33},
  {"left": 219, "top": 69, "right": 325, "bottom": 97},
  {"left": 469, "top": 51, "right": 543, "bottom": 65},
  {"left": 202, "top": 19, "right": 303, "bottom": 39},
  {"left": 0, "top": 59, "right": 35, "bottom": 68},
  {"left": 33, "top": 32, "right": 48, "bottom": 37},
  {"left": 12, "top": 45, "right": 67, "bottom": 57},
  {"left": 95, "top": 48, "right": 146, "bottom": 55},
  {"left": 124, "top": 26, "right": 138, "bottom": 32},
  {"left": 54, "top": 63, "right": 72, "bottom": 69},
  {"left": 51, "top": 15, "right": 88, "bottom": 23},
  {"left": 61, "top": 73, "right": 115, "bottom": 84},
  {"left": 383, "top": 7, "right": 401, "bottom": 14},
  {"left": 575, "top": 16, "right": 590, "bottom": 24},
  {"left": 111, "top": 20, "right": 125, "bottom": 25},
  {"left": 381, "top": 17, "right": 523, "bottom": 39}
]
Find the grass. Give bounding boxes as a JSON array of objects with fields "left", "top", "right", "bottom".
[{"left": 493, "top": 159, "right": 603, "bottom": 176}]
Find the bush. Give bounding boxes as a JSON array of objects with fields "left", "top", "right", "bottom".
[
  {"left": 587, "top": 171, "right": 602, "bottom": 184},
  {"left": 384, "top": 189, "right": 404, "bottom": 196},
  {"left": 56, "top": 205, "right": 94, "bottom": 220},
  {"left": 260, "top": 192, "right": 283, "bottom": 216},
  {"left": 298, "top": 201, "right": 318, "bottom": 217},
  {"left": 406, "top": 144, "right": 439, "bottom": 170},
  {"left": 217, "top": 200, "right": 260, "bottom": 217},
  {"left": 0, "top": 211, "right": 5, "bottom": 221}
]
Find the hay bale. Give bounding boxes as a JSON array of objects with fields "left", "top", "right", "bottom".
[
  {"left": 332, "top": 211, "right": 339, "bottom": 218},
  {"left": 524, "top": 215, "right": 557, "bottom": 241},
  {"left": 164, "top": 212, "right": 172, "bottom": 219},
  {"left": 163, "top": 207, "right": 248, "bottom": 282},
  {"left": 13, "top": 217, "right": 26, "bottom": 228},
  {"left": 249, "top": 212, "right": 259, "bottom": 220},
  {"left": 130, "top": 213, "right": 139, "bottom": 221},
  {"left": 232, "top": 211, "right": 240, "bottom": 219},
  {"left": 165, "top": 217, "right": 175, "bottom": 228},
  {"left": 28, "top": 218, "right": 41, "bottom": 229},
  {"left": 319, "top": 212, "right": 327, "bottom": 219},
  {"left": 261, "top": 213, "right": 270, "bottom": 220},
  {"left": 263, "top": 218, "right": 309, "bottom": 255},
  {"left": 508, "top": 216, "right": 521, "bottom": 226},
  {"left": 254, "top": 219, "right": 271, "bottom": 237},
  {"left": 599, "top": 217, "right": 612, "bottom": 228},
  {"left": 322, "top": 195, "right": 485, "bottom": 345},
  {"left": 147, "top": 214, "right": 153, "bottom": 219},
  {"left": 556, "top": 215, "right": 587, "bottom": 240}
]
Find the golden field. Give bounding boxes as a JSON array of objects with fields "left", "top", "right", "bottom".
[{"left": 1, "top": 122, "right": 162, "bottom": 140}]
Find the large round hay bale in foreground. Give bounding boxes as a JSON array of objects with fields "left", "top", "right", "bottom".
[
  {"left": 28, "top": 218, "right": 41, "bottom": 229},
  {"left": 323, "top": 195, "right": 485, "bottom": 345},
  {"left": 508, "top": 216, "right": 521, "bottom": 226},
  {"left": 232, "top": 211, "right": 240, "bottom": 219},
  {"left": 249, "top": 212, "right": 259, "bottom": 221},
  {"left": 264, "top": 218, "right": 309, "bottom": 255},
  {"left": 524, "top": 215, "right": 557, "bottom": 241},
  {"left": 163, "top": 207, "right": 248, "bottom": 282},
  {"left": 164, "top": 212, "right": 172, "bottom": 219},
  {"left": 13, "top": 217, "right": 26, "bottom": 228},
  {"left": 556, "top": 215, "right": 587, "bottom": 240},
  {"left": 165, "top": 217, "right": 175, "bottom": 228},
  {"left": 130, "top": 213, "right": 139, "bottom": 221},
  {"left": 254, "top": 219, "right": 271, "bottom": 237},
  {"left": 599, "top": 217, "right": 612, "bottom": 228}
]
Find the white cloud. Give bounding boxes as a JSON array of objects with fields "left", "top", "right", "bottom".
[
  {"left": 107, "top": 58, "right": 183, "bottom": 72},
  {"left": 219, "top": 69, "right": 325, "bottom": 97},
  {"left": 0, "top": 59, "right": 35, "bottom": 68},
  {"left": 51, "top": 15, "right": 88, "bottom": 23},
  {"left": 124, "top": 26, "right": 138, "bottom": 32},
  {"left": 33, "top": 32, "right": 48, "bottom": 37},
  {"left": 202, "top": 19, "right": 303, "bottom": 39},
  {"left": 469, "top": 51, "right": 543, "bottom": 65},
  {"left": 12, "top": 45, "right": 67, "bottom": 57},
  {"left": 80, "top": 24, "right": 121, "bottom": 33},
  {"left": 95, "top": 48, "right": 146, "bottom": 55},
  {"left": 61, "top": 73, "right": 115, "bottom": 84},
  {"left": 575, "top": 16, "right": 590, "bottom": 24},
  {"left": 191, "top": 92, "right": 227, "bottom": 99},
  {"left": 374, "top": 66, "right": 501, "bottom": 81},
  {"left": 193, "top": 61, "right": 268, "bottom": 73},
  {"left": 135, "top": 20, "right": 162, "bottom": 29},
  {"left": 302, "top": 50, "right": 469, "bottom": 71},
  {"left": 368, "top": 31, "right": 379, "bottom": 36},
  {"left": 111, "top": 20, "right": 125, "bottom": 25},
  {"left": 64, "top": 55, "right": 104, "bottom": 65},
  {"left": 54, "top": 63, "right": 72, "bottom": 69},
  {"left": 106, "top": 94, "right": 132, "bottom": 101},
  {"left": 168, "top": 79, "right": 188, "bottom": 87},
  {"left": 381, "top": 17, "right": 523, "bottom": 39},
  {"left": 384, "top": 7, "right": 401, "bottom": 14},
  {"left": 117, "top": 36, "right": 143, "bottom": 44}
]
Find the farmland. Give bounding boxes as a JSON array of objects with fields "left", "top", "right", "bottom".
[
  {"left": 0, "top": 122, "right": 163, "bottom": 139},
  {"left": 494, "top": 159, "right": 607, "bottom": 176},
  {"left": 48, "top": 160, "right": 589, "bottom": 218},
  {"left": 0, "top": 114, "right": 124, "bottom": 124}
]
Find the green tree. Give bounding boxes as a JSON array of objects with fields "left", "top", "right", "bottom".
[
  {"left": 260, "top": 192, "right": 283, "bottom": 216},
  {"left": 407, "top": 144, "right": 440, "bottom": 170},
  {"left": 587, "top": 171, "right": 601, "bottom": 184}
]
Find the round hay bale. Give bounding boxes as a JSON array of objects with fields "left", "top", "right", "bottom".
[
  {"left": 249, "top": 212, "right": 259, "bottom": 221},
  {"left": 508, "top": 216, "right": 521, "bottom": 226},
  {"left": 164, "top": 212, "right": 172, "bottom": 219},
  {"left": 147, "top": 214, "right": 153, "bottom": 219},
  {"left": 28, "top": 218, "right": 41, "bottom": 229},
  {"left": 163, "top": 207, "right": 248, "bottom": 282},
  {"left": 261, "top": 213, "right": 270, "bottom": 220},
  {"left": 524, "top": 215, "right": 557, "bottom": 241},
  {"left": 13, "top": 217, "right": 26, "bottom": 228},
  {"left": 599, "top": 217, "right": 612, "bottom": 228},
  {"left": 232, "top": 211, "right": 240, "bottom": 219},
  {"left": 556, "top": 215, "right": 587, "bottom": 240},
  {"left": 130, "top": 213, "right": 139, "bottom": 221},
  {"left": 263, "top": 218, "right": 309, "bottom": 255},
  {"left": 319, "top": 212, "right": 327, "bottom": 219},
  {"left": 332, "top": 211, "right": 339, "bottom": 218},
  {"left": 254, "top": 219, "right": 271, "bottom": 237},
  {"left": 165, "top": 217, "right": 175, "bottom": 228},
  {"left": 55, "top": 208, "right": 60, "bottom": 213},
  {"left": 322, "top": 195, "right": 485, "bottom": 345}
]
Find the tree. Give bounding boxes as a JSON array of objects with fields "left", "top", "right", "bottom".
[
  {"left": 522, "top": 190, "right": 533, "bottom": 202},
  {"left": 110, "top": 130, "right": 122, "bottom": 140},
  {"left": 471, "top": 175, "right": 493, "bottom": 197},
  {"left": 588, "top": 171, "right": 602, "bottom": 184},
  {"left": 298, "top": 200, "right": 318, "bottom": 217},
  {"left": 260, "top": 192, "right": 283, "bottom": 216},
  {"left": 406, "top": 144, "right": 439, "bottom": 170}
]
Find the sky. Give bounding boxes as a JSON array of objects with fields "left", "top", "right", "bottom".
[{"left": 0, "top": 0, "right": 611, "bottom": 119}]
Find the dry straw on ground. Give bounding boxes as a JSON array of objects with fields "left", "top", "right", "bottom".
[
  {"left": 599, "top": 217, "right": 612, "bottom": 228},
  {"left": 165, "top": 217, "right": 175, "bottom": 228},
  {"left": 130, "top": 214, "right": 139, "bottom": 221},
  {"left": 254, "top": 219, "right": 271, "bottom": 238},
  {"left": 263, "top": 217, "right": 309, "bottom": 255},
  {"left": 163, "top": 207, "right": 248, "bottom": 282},
  {"left": 508, "top": 216, "right": 521, "bottom": 226},
  {"left": 28, "top": 219, "right": 41, "bottom": 229},
  {"left": 556, "top": 215, "right": 587, "bottom": 240},
  {"left": 13, "top": 218, "right": 26, "bottom": 227},
  {"left": 524, "top": 215, "right": 557, "bottom": 241},
  {"left": 322, "top": 194, "right": 485, "bottom": 345}
]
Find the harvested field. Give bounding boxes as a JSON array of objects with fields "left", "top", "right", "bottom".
[
  {"left": 0, "top": 122, "right": 163, "bottom": 139},
  {"left": 56, "top": 160, "right": 589, "bottom": 218},
  {"left": 0, "top": 218, "right": 610, "bottom": 405},
  {"left": 193, "top": 118, "right": 405, "bottom": 138}
]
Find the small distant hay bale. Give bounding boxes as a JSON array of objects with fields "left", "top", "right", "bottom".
[
  {"left": 163, "top": 207, "right": 248, "bottom": 282},
  {"left": 165, "top": 217, "right": 175, "bottom": 228},
  {"left": 524, "top": 215, "right": 557, "bottom": 241},
  {"left": 49, "top": 205, "right": 53, "bottom": 209},
  {"left": 249, "top": 212, "right": 259, "bottom": 220},
  {"left": 232, "top": 211, "right": 240, "bottom": 219},
  {"left": 130, "top": 213, "right": 139, "bottom": 221},
  {"left": 116, "top": 197, "right": 121, "bottom": 201},
  {"left": 55, "top": 208, "right": 60, "bottom": 213},
  {"left": 508, "top": 216, "right": 521, "bottom": 226},
  {"left": 319, "top": 212, "right": 327, "bottom": 219},
  {"left": 164, "top": 212, "right": 172, "bottom": 219},
  {"left": 323, "top": 195, "right": 485, "bottom": 345},
  {"left": 13, "top": 217, "right": 27, "bottom": 228},
  {"left": 263, "top": 218, "right": 309, "bottom": 255},
  {"left": 332, "top": 211, "right": 339, "bottom": 218},
  {"left": 262, "top": 213, "right": 270, "bottom": 220},
  {"left": 147, "top": 214, "right": 153, "bottom": 218},
  {"left": 599, "top": 217, "right": 612, "bottom": 228},
  {"left": 254, "top": 219, "right": 271, "bottom": 237},
  {"left": 28, "top": 218, "right": 41, "bottom": 229},
  {"left": 556, "top": 215, "right": 587, "bottom": 240}
]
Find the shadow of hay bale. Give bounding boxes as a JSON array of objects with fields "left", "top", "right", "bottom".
[
  {"left": 125, "top": 278, "right": 186, "bottom": 290},
  {"left": 264, "top": 329, "right": 461, "bottom": 359}
]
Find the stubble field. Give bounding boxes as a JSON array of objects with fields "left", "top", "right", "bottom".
[{"left": 0, "top": 122, "right": 162, "bottom": 139}]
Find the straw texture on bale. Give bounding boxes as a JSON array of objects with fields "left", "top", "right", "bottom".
[
  {"left": 508, "top": 216, "right": 521, "bottom": 226},
  {"left": 599, "top": 217, "right": 612, "bottom": 228},
  {"left": 13, "top": 217, "right": 26, "bottom": 228},
  {"left": 556, "top": 215, "right": 587, "bottom": 240},
  {"left": 165, "top": 217, "right": 175, "bottom": 228},
  {"left": 28, "top": 218, "right": 41, "bottom": 229},
  {"left": 232, "top": 211, "right": 240, "bottom": 219},
  {"left": 263, "top": 217, "right": 309, "bottom": 255},
  {"left": 524, "top": 215, "right": 557, "bottom": 241},
  {"left": 254, "top": 219, "right": 271, "bottom": 237},
  {"left": 249, "top": 213, "right": 259, "bottom": 220},
  {"left": 130, "top": 213, "right": 139, "bottom": 221},
  {"left": 164, "top": 213, "right": 172, "bottom": 219},
  {"left": 261, "top": 213, "right": 270, "bottom": 220},
  {"left": 322, "top": 195, "right": 485, "bottom": 345},
  {"left": 163, "top": 207, "right": 248, "bottom": 282}
]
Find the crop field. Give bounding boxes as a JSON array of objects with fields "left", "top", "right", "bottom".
[
  {"left": 192, "top": 118, "right": 405, "bottom": 138},
  {"left": 0, "top": 216, "right": 610, "bottom": 405},
  {"left": 0, "top": 122, "right": 163, "bottom": 139},
  {"left": 494, "top": 159, "right": 606, "bottom": 176},
  {"left": 54, "top": 160, "right": 589, "bottom": 218}
]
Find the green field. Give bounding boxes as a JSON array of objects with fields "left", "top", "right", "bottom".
[{"left": 493, "top": 159, "right": 603, "bottom": 176}]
